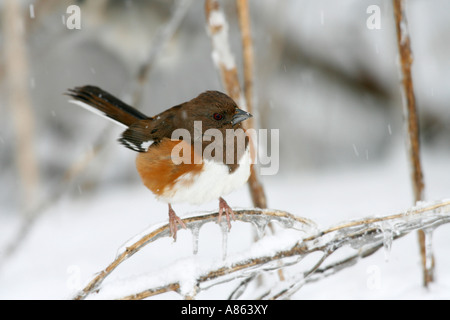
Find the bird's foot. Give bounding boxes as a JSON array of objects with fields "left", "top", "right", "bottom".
[
  {"left": 218, "top": 197, "right": 235, "bottom": 230},
  {"left": 168, "top": 204, "right": 186, "bottom": 241}
]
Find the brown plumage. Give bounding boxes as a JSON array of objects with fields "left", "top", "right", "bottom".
[{"left": 66, "top": 85, "right": 253, "bottom": 240}]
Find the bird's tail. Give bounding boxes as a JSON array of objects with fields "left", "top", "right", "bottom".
[{"left": 66, "top": 85, "right": 149, "bottom": 127}]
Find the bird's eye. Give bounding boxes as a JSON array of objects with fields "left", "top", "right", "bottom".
[{"left": 213, "top": 113, "right": 223, "bottom": 120}]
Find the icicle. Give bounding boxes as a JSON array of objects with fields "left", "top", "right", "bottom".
[
  {"left": 381, "top": 223, "right": 393, "bottom": 262},
  {"left": 275, "top": 217, "right": 294, "bottom": 229},
  {"left": 424, "top": 228, "right": 434, "bottom": 271},
  {"left": 191, "top": 224, "right": 200, "bottom": 255},
  {"left": 221, "top": 222, "right": 228, "bottom": 260},
  {"left": 251, "top": 217, "right": 269, "bottom": 239}
]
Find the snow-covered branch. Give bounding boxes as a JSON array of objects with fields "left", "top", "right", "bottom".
[
  {"left": 205, "top": 0, "right": 243, "bottom": 105},
  {"left": 73, "top": 208, "right": 315, "bottom": 300},
  {"left": 73, "top": 200, "right": 450, "bottom": 300}
]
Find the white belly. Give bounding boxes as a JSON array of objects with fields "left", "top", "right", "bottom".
[{"left": 159, "top": 147, "right": 251, "bottom": 205}]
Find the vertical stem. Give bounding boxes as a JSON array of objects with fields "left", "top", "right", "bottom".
[
  {"left": 236, "top": 0, "right": 255, "bottom": 129},
  {"left": 236, "top": 0, "right": 267, "bottom": 209},
  {"left": 3, "top": 0, "right": 40, "bottom": 212},
  {"left": 392, "top": 0, "right": 432, "bottom": 287},
  {"left": 205, "top": 0, "right": 267, "bottom": 209}
]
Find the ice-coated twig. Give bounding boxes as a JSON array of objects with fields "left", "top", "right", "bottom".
[
  {"left": 392, "top": 0, "right": 432, "bottom": 287},
  {"left": 72, "top": 208, "right": 315, "bottom": 300},
  {"left": 260, "top": 249, "right": 332, "bottom": 300},
  {"left": 228, "top": 274, "right": 257, "bottom": 300},
  {"left": 73, "top": 200, "right": 450, "bottom": 300}
]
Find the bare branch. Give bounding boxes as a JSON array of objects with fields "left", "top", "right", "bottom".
[
  {"left": 393, "top": 0, "right": 424, "bottom": 203},
  {"left": 393, "top": 0, "right": 432, "bottom": 287}
]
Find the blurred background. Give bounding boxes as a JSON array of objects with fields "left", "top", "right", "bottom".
[
  {"left": 1, "top": 0, "right": 449, "bottom": 213},
  {"left": 0, "top": 0, "right": 450, "bottom": 299}
]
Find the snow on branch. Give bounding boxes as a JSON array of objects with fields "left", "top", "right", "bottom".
[
  {"left": 73, "top": 200, "right": 450, "bottom": 300},
  {"left": 205, "top": 0, "right": 243, "bottom": 105}
]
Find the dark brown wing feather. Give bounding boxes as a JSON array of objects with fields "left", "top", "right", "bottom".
[{"left": 119, "top": 120, "right": 157, "bottom": 152}]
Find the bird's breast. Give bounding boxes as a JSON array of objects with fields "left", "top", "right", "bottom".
[{"left": 136, "top": 139, "right": 251, "bottom": 205}]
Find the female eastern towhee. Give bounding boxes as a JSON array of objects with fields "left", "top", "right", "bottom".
[{"left": 66, "top": 86, "right": 253, "bottom": 240}]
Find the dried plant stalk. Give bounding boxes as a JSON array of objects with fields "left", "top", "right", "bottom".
[
  {"left": 3, "top": 0, "right": 40, "bottom": 211},
  {"left": 205, "top": 0, "right": 267, "bottom": 209},
  {"left": 235, "top": 0, "right": 267, "bottom": 210},
  {"left": 73, "top": 200, "right": 450, "bottom": 300},
  {"left": 393, "top": 0, "right": 424, "bottom": 202},
  {"left": 392, "top": 0, "right": 432, "bottom": 287},
  {"left": 236, "top": 0, "right": 255, "bottom": 129}
]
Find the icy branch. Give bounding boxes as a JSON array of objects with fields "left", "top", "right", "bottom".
[
  {"left": 73, "top": 200, "right": 450, "bottom": 300},
  {"left": 72, "top": 208, "right": 315, "bottom": 300}
]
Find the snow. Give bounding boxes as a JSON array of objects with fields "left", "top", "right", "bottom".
[
  {"left": 1, "top": 144, "right": 449, "bottom": 300},
  {"left": 208, "top": 9, "right": 236, "bottom": 71}
]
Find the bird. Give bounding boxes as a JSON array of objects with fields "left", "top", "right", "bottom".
[{"left": 66, "top": 86, "right": 253, "bottom": 240}]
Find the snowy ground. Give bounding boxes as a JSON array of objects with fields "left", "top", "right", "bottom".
[{"left": 0, "top": 144, "right": 449, "bottom": 300}]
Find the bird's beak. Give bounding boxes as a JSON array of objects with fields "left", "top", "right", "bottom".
[{"left": 231, "top": 108, "right": 252, "bottom": 126}]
